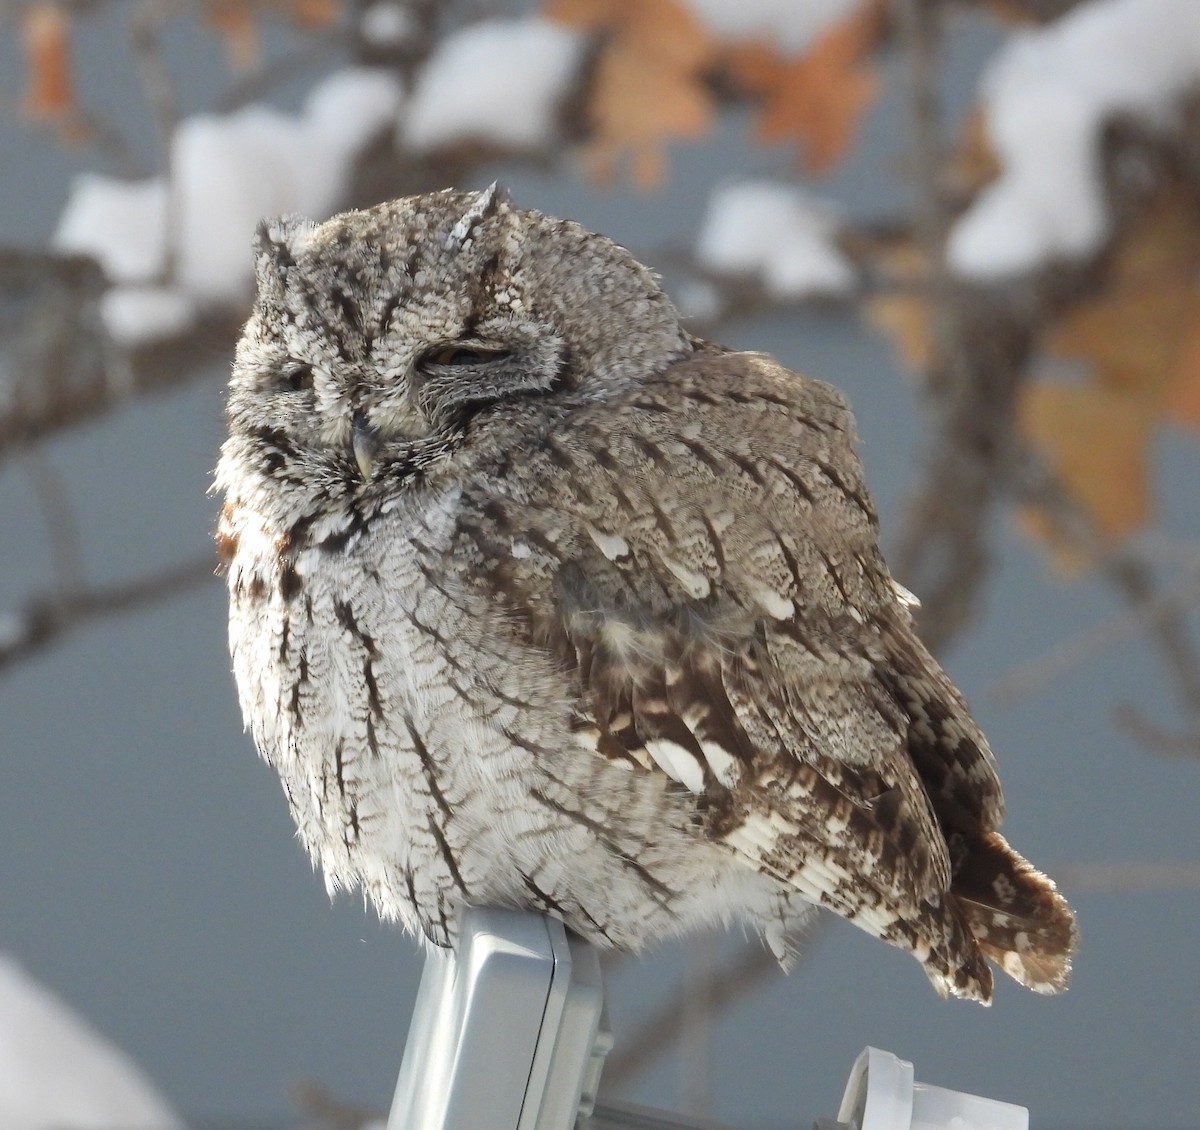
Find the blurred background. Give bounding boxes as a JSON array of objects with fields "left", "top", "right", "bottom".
[{"left": 1, "top": 1, "right": 1198, "bottom": 1128}]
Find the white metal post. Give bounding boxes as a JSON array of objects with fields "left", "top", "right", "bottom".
[{"left": 386, "top": 907, "right": 1029, "bottom": 1130}]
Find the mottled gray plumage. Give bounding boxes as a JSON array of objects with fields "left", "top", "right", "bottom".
[{"left": 215, "top": 186, "right": 1076, "bottom": 1003}]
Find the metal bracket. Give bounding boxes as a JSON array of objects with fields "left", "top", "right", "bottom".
[
  {"left": 387, "top": 907, "right": 608, "bottom": 1130},
  {"left": 386, "top": 908, "right": 1028, "bottom": 1130},
  {"left": 386, "top": 907, "right": 740, "bottom": 1129}
]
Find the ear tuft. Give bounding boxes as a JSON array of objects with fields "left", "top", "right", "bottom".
[
  {"left": 253, "top": 214, "right": 317, "bottom": 298},
  {"left": 445, "top": 183, "right": 509, "bottom": 250}
]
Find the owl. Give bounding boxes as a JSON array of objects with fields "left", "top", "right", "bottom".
[{"left": 215, "top": 185, "right": 1076, "bottom": 1003}]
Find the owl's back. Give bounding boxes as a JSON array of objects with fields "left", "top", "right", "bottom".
[{"left": 439, "top": 350, "right": 1075, "bottom": 1000}]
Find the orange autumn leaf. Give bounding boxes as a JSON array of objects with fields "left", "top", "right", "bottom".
[
  {"left": 1166, "top": 311, "right": 1200, "bottom": 431},
  {"left": 1110, "top": 185, "right": 1200, "bottom": 279},
  {"left": 721, "top": 38, "right": 790, "bottom": 99},
  {"left": 1051, "top": 287, "right": 1200, "bottom": 401},
  {"left": 867, "top": 292, "right": 932, "bottom": 372},
  {"left": 1018, "top": 383, "right": 1156, "bottom": 565},
  {"left": 1048, "top": 189, "right": 1200, "bottom": 403},
  {"left": 22, "top": 2, "right": 73, "bottom": 120},
  {"left": 284, "top": 0, "right": 341, "bottom": 26},
  {"left": 984, "top": 0, "right": 1053, "bottom": 24},
  {"left": 1024, "top": 186, "right": 1200, "bottom": 565},
  {"left": 207, "top": 2, "right": 261, "bottom": 70},
  {"left": 945, "top": 108, "right": 1002, "bottom": 201},
  {"left": 544, "top": 0, "right": 613, "bottom": 31},
  {"left": 752, "top": 0, "right": 885, "bottom": 173},
  {"left": 863, "top": 241, "right": 933, "bottom": 373},
  {"left": 546, "top": 0, "right": 715, "bottom": 187},
  {"left": 588, "top": 33, "right": 712, "bottom": 185},
  {"left": 1045, "top": 186, "right": 1200, "bottom": 428}
]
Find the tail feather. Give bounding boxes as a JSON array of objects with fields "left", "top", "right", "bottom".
[
  {"left": 950, "top": 829, "right": 1077, "bottom": 995},
  {"left": 917, "top": 898, "right": 995, "bottom": 1004}
]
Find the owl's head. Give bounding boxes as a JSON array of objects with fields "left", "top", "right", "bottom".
[{"left": 223, "top": 185, "right": 692, "bottom": 496}]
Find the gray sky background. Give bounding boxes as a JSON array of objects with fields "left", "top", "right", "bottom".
[{"left": 1, "top": 8, "right": 1198, "bottom": 1129}]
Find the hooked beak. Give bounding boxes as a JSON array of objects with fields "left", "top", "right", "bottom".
[{"left": 351, "top": 412, "right": 381, "bottom": 481}]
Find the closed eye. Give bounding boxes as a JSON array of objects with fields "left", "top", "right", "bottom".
[
  {"left": 279, "top": 362, "right": 315, "bottom": 392},
  {"left": 420, "top": 344, "right": 511, "bottom": 368}
]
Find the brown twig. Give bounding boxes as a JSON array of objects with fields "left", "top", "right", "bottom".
[
  {"left": 678, "top": 934, "right": 716, "bottom": 1119},
  {"left": 1104, "top": 556, "right": 1200, "bottom": 756},
  {"left": 0, "top": 292, "right": 243, "bottom": 461},
  {"left": 895, "top": 0, "right": 949, "bottom": 286},
  {"left": 891, "top": 0, "right": 994, "bottom": 651},
  {"left": 350, "top": 0, "right": 443, "bottom": 86},
  {"left": 290, "top": 1078, "right": 383, "bottom": 1130},
  {"left": 952, "top": 0, "right": 1093, "bottom": 21},
  {"left": 887, "top": 0, "right": 1050, "bottom": 654}
]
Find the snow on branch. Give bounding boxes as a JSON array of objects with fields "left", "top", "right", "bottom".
[
  {"left": 51, "top": 67, "right": 404, "bottom": 344},
  {"left": 679, "top": 0, "right": 862, "bottom": 52},
  {"left": 696, "top": 181, "right": 856, "bottom": 301},
  {"left": 403, "top": 18, "right": 586, "bottom": 152},
  {"left": 949, "top": 0, "right": 1200, "bottom": 278}
]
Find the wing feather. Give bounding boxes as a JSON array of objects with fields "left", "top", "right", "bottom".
[{"left": 453, "top": 350, "right": 1071, "bottom": 1000}]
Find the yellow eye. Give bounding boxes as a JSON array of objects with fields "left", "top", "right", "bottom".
[{"left": 422, "top": 345, "right": 508, "bottom": 367}]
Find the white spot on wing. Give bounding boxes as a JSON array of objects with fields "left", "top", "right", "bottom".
[
  {"left": 749, "top": 582, "right": 793, "bottom": 620},
  {"left": 644, "top": 739, "right": 706, "bottom": 793},
  {"left": 700, "top": 741, "right": 740, "bottom": 787},
  {"left": 662, "top": 558, "right": 711, "bottom": 599},
  {"left": 586, "top": 525, "right": 630, "bottom": 561}
]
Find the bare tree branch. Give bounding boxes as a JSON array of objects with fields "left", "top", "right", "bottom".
[
  {"left": 602, "top": 944, "right": 782, "bottom": 1092},
  {"left": 0, "top": 288, "right": 242, "bottom": 461},
  {"left": 0, "top": 555, "right": 217, "bottom": 673},
  {"left": 678, "top": 935, "right": 716, "bottom": 1119},
  {"left": 1052, "top": 860, "right": 1200, "bottom": 894},
  {"left": 349, "top": 0, "right": 445, "bottom": 82},
  {"left": 21, "top": 446, "right": 85, "bottom": 593},
  {"left": 603, "top": 924, "right": 829, "bottom": 1093},
  {"left": 1005, "top": 443, "right": 1200, "bottom": 755},
  {"left": 945, "top": 0, "right": 1094, "bottom": 20},
  {"left": 990, "top": 554, "right": 1200, "bottom": 707},
  {"left": 888, "top": 0, "right": 1039, "bottom": 652},
  {"left": 129, "top": 0, "right": 182, "bottom": 164},
  {"left": 887, "top": 2, "right": 1200, "bottom": 671},
  {"left": 1112, "top": 708, "right": 1200, "bottom": 758}
]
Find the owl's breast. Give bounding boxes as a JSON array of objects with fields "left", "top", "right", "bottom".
[{"left": 224, "top": 483, "right": 580, "bottom": 918}]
